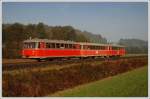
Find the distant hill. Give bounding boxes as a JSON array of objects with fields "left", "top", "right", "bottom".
[
  {"left": 118, "top": 39, "right": 148, "bottom": 54},
  {"left": 75, "top": 30, "right": 107, "bottom": 44}
]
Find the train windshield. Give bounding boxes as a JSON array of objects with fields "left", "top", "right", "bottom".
[{"left": 23, "top": 42, "right": 37, "bottom": 48}]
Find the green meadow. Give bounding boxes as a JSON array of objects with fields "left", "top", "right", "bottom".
[{"left": 51, "top": 66, "right": 148, "bottom": 97}]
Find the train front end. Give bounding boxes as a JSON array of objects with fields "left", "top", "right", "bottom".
[{"left": 22, "top": 39, "right": 40, "bottom": 59}]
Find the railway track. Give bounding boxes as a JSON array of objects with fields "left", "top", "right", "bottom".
[{"left": 2, "top": 55, "right": 148, "bottom": 71}]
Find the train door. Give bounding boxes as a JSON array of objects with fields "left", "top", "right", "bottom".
[
  {"left": 80, "top": 44, "right": 84, "bottom": 57},
  {"left": 39, "top": 42, "right": 46, "bottom": 57},
  {"left": 108, "top": 46, "right": 112, "bottom": 56},
  {"left": 39, "top": 42, "right": 45, "bottom": 48}
]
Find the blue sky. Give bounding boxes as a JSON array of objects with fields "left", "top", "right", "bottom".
[{"left": 3, "top": 2, "right": 148, "bottom": 42}]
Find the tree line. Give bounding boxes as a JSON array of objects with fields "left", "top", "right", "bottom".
[
  {"left": 118, "top": 39, "right": 148, "bottom": 54},
  {"left": 2, "top": 22, "right": 104, "bottom": 58},
  {"left": 2, "top": 22, "right": 147, "bottom": 58}
]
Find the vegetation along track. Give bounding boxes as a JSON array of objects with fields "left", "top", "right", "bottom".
[
  {"left": 3, "top": 56, "right": 147, "bottom": 71},
  {"left": 3, "top": 56, "right": 148, "bottom": 96},
  {"left": 3, "top": 58, "right": 105, "bottom": 71}
]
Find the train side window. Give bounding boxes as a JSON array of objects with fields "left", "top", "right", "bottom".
[
  {"left": 103, "top": 46, "right": 105, "bottom": 50},
  {"left": 28, "top": 43, "right": 31, "bottom": 48},
  {"left": 38, "top": 42, "right": 40, "bottom": 48},
  {"left": 112, "top": 47, "right": 118, "bottom": 50},
  {"left": 30, "top": 43, "right": 32, "bottom": 48},
  {"left": 27, "top": 43, "right": 29, "bottom": 48},
  {"left": 84, "top": 45, "right": 88, "bottom": 49},
  {"left": 33, "top": 42, "right": 35, "bottom": 48},
  {"left": 61, "top": 43, "right": 64, "bottom": 47},
  {"left": 73, "top": 44, "right": 76, "bottom": 49},
  {"left": 90, "top": 46, "right": 93, "bottom": 50},
  {"left": 48, "top": 43, "right": 51, "bottom": 48},
  {"left": 94, "top": 46, "right": 96, "bottom": 50},
  {"left": 91, "top": 46, "right": 94, "bottom": 50},
  {"left": 26, "top": 43, "right": 28, "bottom": 48},
  {"left": 88, "top": 45, "right": 91, "bottom": 50},
  {"left": 23, "top": 42, "right": 37, "bottom": 48},
  {"left": 27, "top": 42, "right": 35, "bottom": 48},
  {"left": 65, "top": 44, "right": 68, "bottom": 49},
  {"left": 99, "top": 46, "right": 104, "bottom": 50},
  {"left": 86, "top": 45, "right": 88, "bottom": 49},
  {"left": 85, "top": 45, "right": 87, "bottom": 49},
  {"left": 93, "top": 46, "right": 95, "bottom": 50},
  {"left": 51, "top": 43, "right": 55, "bottom": 48},
  {"left": 109, "top": 46, "right": 111, "bottom": 50},
  {"left": 49, "top": 43, "right": 52, "bottom": 48},
  {"left": 56, "top": 43, "right": 60, "bottom": 48},
  {"left": 83, "top": 45, "right": 85, "bottom": 49},
  {"left": 96, "top": 46, "right": 98, "bottom": 50},
  {"left": 99, "top": 46, "right": 102, "bottom": 50},
  {"left": 92, "top": 46, "right": 95, "bottom": 50},
  {"left": 69, "top": 44, "right": 73, "bottom": 49},
  {"left": 60, "top": 43, "right": 64, "bottom": 49},
  {"left": 46, "top": 43, "right": 50, "bottom": 48},
  {"left": 95, "top": 46, "right": 97, "bottom": 50},
  {"left": 87, "top": 45, "right": 90, "bottom": 49}
]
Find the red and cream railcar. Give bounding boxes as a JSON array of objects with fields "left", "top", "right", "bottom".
[{"left": 22, "top": 39, "right": 125, "bottom": 60}]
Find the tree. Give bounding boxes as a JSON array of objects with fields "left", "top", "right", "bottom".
[
  {"left": 63, "top": 26, "right": 76, "bottom": 41},
  {"left": 51, "top": 26, "right": 77, "bottom": 41},
  {"left": 25, "top": 24, "right": 37, "bottom": 39},
  {"left": 36, "top": 22, "right": 47, "bottom": 38}
]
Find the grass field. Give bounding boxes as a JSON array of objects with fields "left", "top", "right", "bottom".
[
  {"left": 51, "top": 66, "right": 148, "bottom": 97},
  {"left": 124, "top": 54, "right": 148, "bottom": 57}
]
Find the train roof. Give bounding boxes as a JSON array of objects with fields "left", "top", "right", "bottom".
[
  {"left": 23, "top": 38, "right": 125, "bottom": 48},
  {"left": 23, "top": 38, "right": 78, "bottom": 44},
  {"left": 79, "top": 42, "right": 125, "bottom": 47}
]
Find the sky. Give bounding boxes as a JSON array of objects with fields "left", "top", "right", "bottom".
[{"left": 2, "top": 2, "right": 148, "bottom": 42}]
